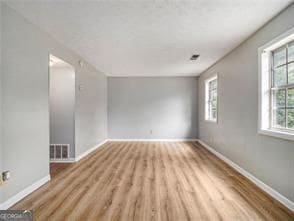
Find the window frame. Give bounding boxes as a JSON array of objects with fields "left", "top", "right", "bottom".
[
  {"left": 205, "top": 75, "right": 218, "bottom": 123},
  {"left": 258, "top": 27, "right": 294, "bottom": 141}
]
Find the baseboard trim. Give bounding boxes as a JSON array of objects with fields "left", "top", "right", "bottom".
[
  {"left": 0, "top": 175, "right": 50, "bottom": 210},
  {"left": 50, "top": 158, "right": 76, "bottom": 163},
  {"left": 108, "top": 139, "right": 198, "bottom": 142},
  {"left": 3, "top": 140, "right": 290, "bottom": 211},
  {"left": 75, "top": 139, "right": 108, "bottom": 162},
  {"left": 197, "top": 139, "right": 294, "bottom": 212}
]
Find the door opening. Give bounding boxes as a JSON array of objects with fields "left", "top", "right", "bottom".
[{"left": 49, "top": 55, "right": 75, "bottom": 177}]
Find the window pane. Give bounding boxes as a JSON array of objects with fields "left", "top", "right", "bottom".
[
  {"left": 211, "top": 100, "right": 217, "bottom": 109},
  {"left": 288, "top": 63, "right": 294, "bottom": 84},
  {"left": 273, "top": 66, "right": 287, "bottom": 86},
  {"left": 273, "top": 47, "right": 286, "bottom": 67},
  {"left": 273, "top": 89, "right": 286, "bottom": 107},
  {"left": 211, "top": 109, "right": 217, "bottom": 120},
  {"left": 273, "top": 109, "right": 286, "bottom": 128},
  {"left": 214, "top": 79, "right": 217, "bottom": 87},
  {"left": 209, "top": 79, "right": 217, "bottom": 90},
  {"left": 209, "top": 81, "right": 212, "bottom": 90},
  {"left": 288, "top": 41, "right": 294, "bottom": 62},
  {"left": 287, "top": 88, "right": 294, "bottom": 108},
  {"left": 206, "top": 77, "right": 217, "bottom": 121},
  {"left": 211, "top": 90, "right": 217, "bottom": 100},
  {"left": 287, "top": 109, "right": 294, "bottom": 129}
]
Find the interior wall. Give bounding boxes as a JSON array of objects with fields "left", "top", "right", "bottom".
[
  {"left": 0, "top": 1, "right": 3, "bottom": 204},
  {"left": 198, "top": 4, "right": 294, "bottom": 202},
  {"left": 49, "top": 66, "right": 75, "bottom": 158},
  {"left": 108, "top": 77, "right": 198, "bottom": 139},
  {"left": 75, "top": 64, "right": 107, "bottom": 157},
  {"left": 1, "top": 3, "right": 107, "bottom": 204}
]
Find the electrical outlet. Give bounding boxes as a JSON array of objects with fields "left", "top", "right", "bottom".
[{"left": 2, "top": 171, "right": 10, "bottom": 182}]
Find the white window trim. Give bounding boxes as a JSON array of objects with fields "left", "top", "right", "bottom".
[
  {"left": 205, "top": 74, "right": 218, "bottom": 123},
  {"left": 258, "top": 27, "right": 294, "bottom": 141}
]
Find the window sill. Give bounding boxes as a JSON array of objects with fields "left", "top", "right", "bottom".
[
  {"left": 259, "top": 129, "right": 294, "bottom": 141},
  {"left": 205, "top": 119, "right": 218, "bottom": 124}
]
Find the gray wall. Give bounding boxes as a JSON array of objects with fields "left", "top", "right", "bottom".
[
  {"left": 0, "top": 1, "right": 3, "bottom": 204},
  {"left": 198, "top": 5, "right": 294, "bottom": 202},
  {"left": 75, "top": 64, "right": 107, "bottom": 157},
  {"left": 49, "top": 66, "right": 75, "bottom": 158},
  {"left": 108, "top": 77, "right": 198, "bottom": 139},
  {"left": 1, "top": 4, "right": 107, "bottom": 204}
]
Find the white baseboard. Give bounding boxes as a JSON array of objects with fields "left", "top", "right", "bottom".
[
  {"left": 108, "top": 139, "right": 198, "bottom": 142},
  {"left": 0, "top": 175, "right": 50, "bottom": 210},
  {"left": 75, "top": 139, "right": 108, "bottom": 162},
  {"left": 50, "top": 158, "right": 76, "bottom": 163},
  {"left": 197, "top": 140, "right": 294, "bottom": 212}
]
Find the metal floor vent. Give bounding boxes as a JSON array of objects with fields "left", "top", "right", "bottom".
[{"left": 50, "top": 144, "right": 70, "bottom": 160}]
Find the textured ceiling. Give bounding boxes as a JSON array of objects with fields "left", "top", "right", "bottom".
[{"left": 5, "top": 0, "right": 293, "bottom": 76}]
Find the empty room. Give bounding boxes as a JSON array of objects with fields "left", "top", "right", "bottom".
[{"left": 0, "top": 1, "right": 293, "bottom": 220}]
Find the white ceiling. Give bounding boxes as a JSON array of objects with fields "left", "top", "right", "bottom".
[{"left": 5, "top": 0, "right": 293, "bottom": 76}]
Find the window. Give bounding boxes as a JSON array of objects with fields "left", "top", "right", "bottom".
[
  {"left": 259, "top": 28, "right": 294, "bottom": 141},
  {"left": 271, "top": 42, "right": 294, "bottom": 130},
  {"left": 205, "top": 75, "right": 218, "bottom": 122}
]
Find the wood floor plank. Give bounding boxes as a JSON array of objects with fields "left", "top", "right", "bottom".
[
  {"left": 192, "top": 142, "right": 293, "bottom": 220},
  {"left": 11, "top": 141, "right": 294, "bottom": 221}
]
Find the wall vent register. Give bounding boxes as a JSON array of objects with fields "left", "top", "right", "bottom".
[{"left": 50, "top": 144, "right": 70, "bottom": 160}]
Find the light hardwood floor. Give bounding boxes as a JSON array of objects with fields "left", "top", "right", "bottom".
[{"left": 12, "top": 142, "right": 294, "bottom": 221}]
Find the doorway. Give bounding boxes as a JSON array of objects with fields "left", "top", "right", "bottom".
[{"left": 49, "top": 55, "right": 75, "bottom": 177}]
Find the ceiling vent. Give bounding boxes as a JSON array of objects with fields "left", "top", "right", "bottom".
[{"left": 190, "top": 54, "right": 200, "bottom": 60}]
